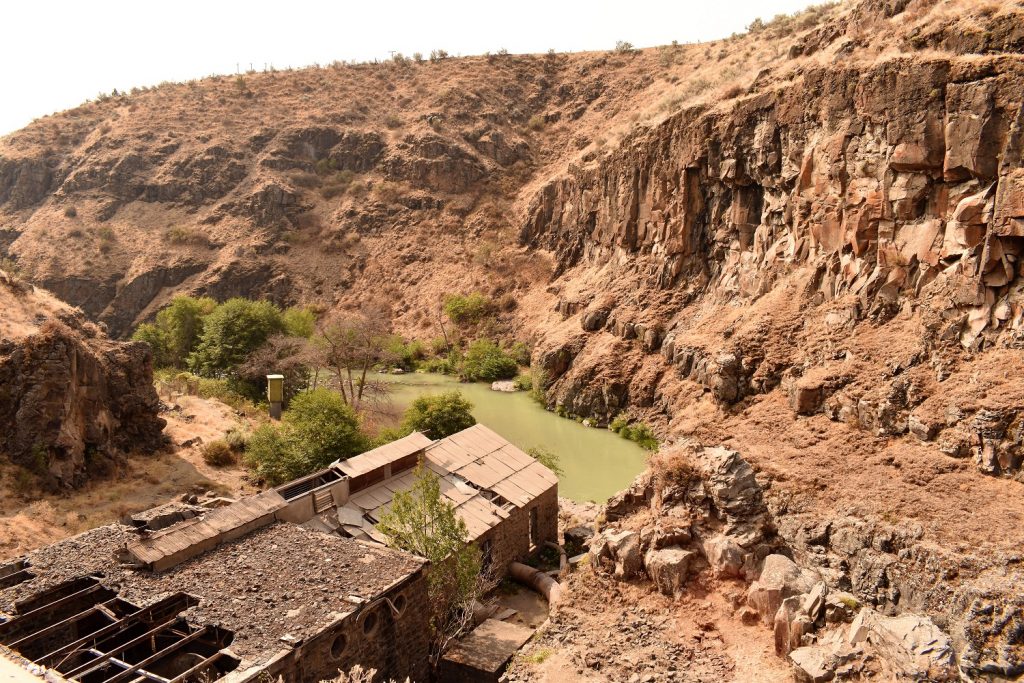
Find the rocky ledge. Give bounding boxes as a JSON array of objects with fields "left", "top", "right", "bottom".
[{"left": 0, "top": 270, "right": 166, "bottom": 488}]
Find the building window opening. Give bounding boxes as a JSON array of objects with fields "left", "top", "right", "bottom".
[
  {"left": 481, "top": 539, "right": 493, "bottom": 573},
  {"left": 330, "top": 634, "right": 347, "bottom": 660},
  {"left": 529, "top": 507, "right": 539, "bottom": 548},
  {"left": 392, "top": 593, "right": 407, "bottom": 615},
  {"left": 361, "top": 610, "right": 379, "bottom": 636}
]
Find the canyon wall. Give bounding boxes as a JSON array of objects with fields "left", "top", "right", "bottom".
[
  {"left": 0, "top": 271, "right": 166, "bottom": 488},
  {"left": 524, "top": 50, "right": 1024, "bottom": 475}
]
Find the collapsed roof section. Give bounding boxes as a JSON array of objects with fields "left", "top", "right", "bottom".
[{"left": 0, "top": 522, "right": 427, "bottom": 679}]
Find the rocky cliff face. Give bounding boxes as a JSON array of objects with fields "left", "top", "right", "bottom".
[
  {"left": 0, "top": 271, "right": 165, "bottom": 488},
  {"left": 524, "top": 23, "right": 1024, "bottom": 477}
]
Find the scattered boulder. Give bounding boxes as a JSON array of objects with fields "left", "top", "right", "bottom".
[
  {"left": 563, "top": 525, "right": 595, "bottom": 553},
  {"left": 774, "top": 582, "right": 828, "bottom": 655},
  {"left": 747, "top": 554, "right": 818, "bottom": 626},
  {"left": 644, "top": 546, "right": 695, "bottom": 597},
  {"left": 590, "top": 529, "right": 643, "bottom": 579},
  {"left": 490, "top": 380, "right": 517, "bottom": 392},
  {"left": 847, "top": 609, "right": 958, "bottom": 682},
  {"left": 605, "top": 471, "right": 654, "bottom": 521},
  {"left": 702, "top": 534, "right": 747, "bottom": 578}
]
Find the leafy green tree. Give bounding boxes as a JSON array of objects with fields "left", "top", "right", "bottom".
[
  {"left": 131, "top": 295, "right": 215, "bottom": 368},
  {"left": 244, "top": 388, "right": 367, "bottom": 484},
  {"left": 377, "top": 465, "right": 482, "bottom": 660},
  {"left": 132, "top": 323, "right": 170, "bottom": 367},
  {"left": 402, "top": 391, "right": 476, "bottom": 438},
  {"left": 386, "top": 336, "right": 426, "bottom": 371},
  {"left": 458, "top": 339, "right": 519, "bottom": 382},
  {"left": 188, "top": 298, "right": 284, "bottom": 376},
  {"left": 158, "top": 296, "right": 216, "bottom": 367},
  {"left": 282, "top": 306, "right": 317, "bottom": 338},
  {"left": 527, "top": 446, "right": 563, "bottom": 477}
]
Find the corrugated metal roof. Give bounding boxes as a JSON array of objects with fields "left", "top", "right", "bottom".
[{"left": 333, "top": 431, "right": 432, "bottom": 477}]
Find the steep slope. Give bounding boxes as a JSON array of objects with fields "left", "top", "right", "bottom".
[
  {"left": 3, "top": 0, "right": 1024, "bottom": 677},
  {"left": 0, "top": 270, "right": 165, "bottom": 488}
]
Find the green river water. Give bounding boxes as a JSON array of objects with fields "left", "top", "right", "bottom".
[{"left": 379, "top": 373, "right": 648, "bottom": 503}]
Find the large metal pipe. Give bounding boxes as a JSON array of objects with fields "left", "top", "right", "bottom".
[{"left": 509, "top": 562, "right": 562, "bottom": 605}]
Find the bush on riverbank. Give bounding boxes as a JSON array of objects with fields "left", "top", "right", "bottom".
[
  {"left": 609, "top": 414, "right": 659, "bottom": 450},
  {"left": 457, "top": 339, "right": 519, "bottom": 382},
  {"left": 401, "top": 390, "right": 476, "bottom": 439}
]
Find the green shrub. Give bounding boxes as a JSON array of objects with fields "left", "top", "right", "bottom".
[
  {"left": 387, "top": 337, "right": 427, "bottom": 371},
  {"left": 132, "top": 323, "right": 170, "bottom": 367},
  {"left": 201, "top": 440, "right": 236, "bottom": 467},
  {"left": 402, "top": 391, "right": 476, "bottom": 439},
  {"left": 508, "top": 341, "right": 531, "bottom": 367},
  {"left": 512, "top": 373, "right": 533, "bottom": 392},
  {"left": 384, "top": 114, "right": 403, "bottom": 129},
  {"left": 224, "top": 427, "right": 250, "bottom": 452},
  {"left": 429, "top": 336, "right": 450, "bottom": 356},
  {"left": 623, "top": 423, "right": 658, "bottom": 450},
  {"left": 527, "top": 369, "right": 548, "bottom": 405},
  {"left": 244, "top": 388, "right": 368, "bottom": 485},
  {"left": 282, "top": 306, "right": 317, "bottom": 338},
  {"left": 188, "top": 298, "right": 285, "bottom": 376},
  {"left": 527, "top": 446, "right": 563, "bottom": 477},
  {"left": 443, "top": 292, "right": 495, "bottom": 326},
  {"left": 458, "top": 339, "right": 519, "bottom": 382},
  {"left": 421, "top": 357, "right": 456, "bottom": 374},
  {"left": 527, "top": 115, "right": 545, "bottom": 132},
  {"left": 609, "top": 414, "right": 658, "bottom": 450},
  {"left": 165, "top": 226, "right": 211, "bottom": 246}
]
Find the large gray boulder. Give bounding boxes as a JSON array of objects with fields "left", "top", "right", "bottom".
[
  {"left": 847, "top": 609, "right": 958, "bottom": 681},
  {"left": 747, "top": 554, "right": 818, "bottom": 626},
  {"left": 590, "top": 529, "right": 643, "bottom": 579},
  {"left": 644, "top": 546, "right": 695, "bottom": 597}
]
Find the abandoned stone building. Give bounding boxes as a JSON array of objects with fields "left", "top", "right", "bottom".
[
  {"left": 0, "top": 424, "right": 559, "bottom": 683},
  {"left": 330, "top": 424, "right": 560, "bottom": 577}
]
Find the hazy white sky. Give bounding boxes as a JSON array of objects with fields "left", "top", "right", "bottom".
[{"left": 0, "top": 0, "right": 813, "bottom": 136}]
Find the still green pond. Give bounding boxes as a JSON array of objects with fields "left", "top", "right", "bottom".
[{"left": 378, "top": 373, "right": 648, "bottom": 503}]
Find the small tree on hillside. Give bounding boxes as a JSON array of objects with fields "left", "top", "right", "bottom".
[
  {"left": 314, "top": 310, "right": 394, "bottom": 412},
  {"left": 402, "top": 391, "right": 476, "bottom": 438},
  {"left": 377, "top": 465, "right": 483, "bottom": 663}
]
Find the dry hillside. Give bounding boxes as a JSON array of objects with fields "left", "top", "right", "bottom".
[{"left": 3, "top": 0, "right": 1024, "bottom": 678}]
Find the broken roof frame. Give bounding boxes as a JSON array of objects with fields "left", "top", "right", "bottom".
[{"left": 0, "top": 576, "right": 239, "bottom": 683}]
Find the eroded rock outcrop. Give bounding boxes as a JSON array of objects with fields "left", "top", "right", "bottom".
[
  {"left": 584, "top": 443, "right": 1023, "bottom": 679},
  {"left": 0, "top": 271, "right": 165, "bottom": 488}
]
